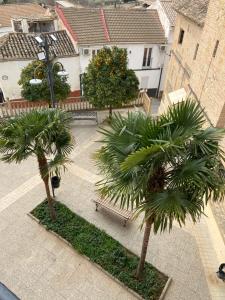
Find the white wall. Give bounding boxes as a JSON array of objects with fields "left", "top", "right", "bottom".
[
  {"left": 0, "top": 27, "right": 12, "bottom": 37},
  {"left": 149, "top": 0, "right": 171, "bottom": 39},
  {"left": 55, "top": 56, "right": 80, "bottom": 92},
  {"left": 148, "top": 1, "right": 175, "bottom": 92},
  {"left": 0, "top": 56, "right": 80, "bottom": 100},
  {"left": 0, "top": 60, "right": 29, "bottom": 100},
  {"left": 79, "top": 43, "right": 165, "bottom": 90}
]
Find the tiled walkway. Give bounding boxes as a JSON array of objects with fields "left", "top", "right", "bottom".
[
  {"left": 0, "top": 126, "right": 136, "bottom": 300},
  {"left": 0, "top": 122, "right": 225, "bottom": 299}
]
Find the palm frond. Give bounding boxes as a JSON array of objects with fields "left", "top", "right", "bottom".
[
  {"left": 0, "top": 108, "right": 74, "bottom": 171},
  {"left": 94, "top": 99, "right": 225, "bottom": 233}
]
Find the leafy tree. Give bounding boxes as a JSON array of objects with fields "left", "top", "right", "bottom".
[
  {"left": 95, "top": 100, "right": 225, "bottom": 279},
  {"left": 0, "top": 109, "right": 74, "bottom": 220},
  {"left": 83, "top": 46, "right": 139, "bottom": 117},
  {"left": 18, "top": 60, "right": 71, "bottom": 104}
]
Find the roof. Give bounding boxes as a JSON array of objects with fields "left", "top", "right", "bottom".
[
  {"left": 0, "top": 3, "right": 49, "bottom": 28},
  {"left": 173, "top": 0, "right": 209, "bottom": 26},
  {"left": 104, "top": 9, "right": 165, "bottom": 44},
  {"left": 138, "top": 0, "right": 153, "bottom": 6},
  {"left": 0, "top": 30, "right": 77, "bottom": 61},
  {"left": 57, "top": 7, "right": 166, "bottom": 45},
  {"left": 55, "top": 1, "right": 76, "bottom": 8},
  {"left": 160, "top": 1, "right": 177, "bottom": 26}
]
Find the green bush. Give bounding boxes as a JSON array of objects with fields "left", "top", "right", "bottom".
[{"left": 31, "top": 201, "right": 167, "bottom": 299}]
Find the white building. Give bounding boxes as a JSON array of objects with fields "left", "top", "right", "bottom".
[
  {"left": 56, "top": 7, "right": 167, "bottom": 97},
  {"left": 0, "top": 30, "right": 80, "bottom": 101},
  {"left": 148, "top": 0, "right": 176, "bottom": 92},
  {"left": 0, "top": 3, "right": 57, "bottom": 37}
]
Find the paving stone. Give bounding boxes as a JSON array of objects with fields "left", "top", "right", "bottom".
[{"left": 0, "top": 124, "right": 224, "bottom": 299}]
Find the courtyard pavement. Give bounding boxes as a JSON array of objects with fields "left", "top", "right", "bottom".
[{"left": 0, "top": 113, "right": 225, "bottom": 299}]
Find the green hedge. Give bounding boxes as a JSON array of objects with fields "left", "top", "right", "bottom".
[{"left": 31, "top": 201, "right": 167, "bottom": 299}]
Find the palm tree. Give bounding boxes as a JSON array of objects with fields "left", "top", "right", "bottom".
[
  {"left": 95, "top": 100, "right": 225, "bottom": 279},
  {"left": 0, "top": 109, "right": 74, "bottom": 220}
]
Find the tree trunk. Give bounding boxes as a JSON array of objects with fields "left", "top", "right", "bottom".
[
  {"left": 135, "top": 217, "right": 152, "bottom": 279},
  {"left": 37, "top": 154, "right": 56, "bottom": 220},
  {"left": 109, "top": 105, "right": 112, "bottom": 119},
  {"left": 43, "top": 175, "right": 56, "bottom": 220}
]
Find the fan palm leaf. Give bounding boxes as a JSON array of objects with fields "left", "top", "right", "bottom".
[
  {"left": 0, "top": 109, "right": 74, "bottom": 220},
  {"left": 95, "top": 99, "right": 225, "bottom": 279}
]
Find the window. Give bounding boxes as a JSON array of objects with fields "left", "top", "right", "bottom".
[
  {"left": 142, "top": 48, "right": 152, "bottom": 68},
  {"left": 178, "top": 29, "right": 185, "bottom": 44},
  {"left": 193, "top": 43, "right": 199, "bottom": 60},
  {"left": 13, "top": 20, "right": 22, "bottom": 33},
  {"left": 92, "top": 49, "right": 100, "bottom": 58},
  {"left": 0, "top": 88, "right": 4, "bottom": 104},
  {"left": 212, "top": 40, "right": 219, "bottom": 57}
]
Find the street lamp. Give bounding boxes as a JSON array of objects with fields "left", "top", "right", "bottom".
[
  {"left": 30, "top": 62, "right": 68, "bottom": 85},
  {"left": 29, "top": 78, "right": 42, "bottom": 85},
  {"left": 29, "top": 34, "right": 68, "bottom": 108}
]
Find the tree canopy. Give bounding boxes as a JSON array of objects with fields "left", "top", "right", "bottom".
[
  {"left": 83, "top": 46, "right": 139, "bottom": 115},
  {"left": 95, "top": 99, "right": 225, "bottom": 278},
  {"left": 0, "top": 109, "right": 74, "bottom": 219},
  {"left": 18, "top": 60, "right": 71, "bottom": 103}
]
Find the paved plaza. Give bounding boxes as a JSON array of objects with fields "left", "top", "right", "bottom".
[{"left": 0, "top": 120, "right": 225, "bottom": 299}]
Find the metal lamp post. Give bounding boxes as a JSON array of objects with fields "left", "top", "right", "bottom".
[{"left": 29, "top": 34, "right": 68, "bottom": 108}]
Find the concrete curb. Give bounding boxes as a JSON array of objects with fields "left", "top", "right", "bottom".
[
  {"left": 159, "top": 277, "right": 172, "bottom": 300},
  {"left": 28, "top": 212, "right": 172, "bottom": 300}
]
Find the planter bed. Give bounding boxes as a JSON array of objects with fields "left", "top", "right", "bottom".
[{"left": 31, "top": 200, "right": 168, "bottom": 300}]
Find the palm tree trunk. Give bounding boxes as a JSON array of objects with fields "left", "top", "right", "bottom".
[
  {"left": 37, "top": 154, "right": 56, "bottom": 220},
  {"left": 135, "top": 217, "right": 152, "bottom": 279},
  {"left": 109, "top": 105, "right": 112, "bottom": 118},
  {"left": 43, "top": 175, "right": 56, "bottom": 220}
]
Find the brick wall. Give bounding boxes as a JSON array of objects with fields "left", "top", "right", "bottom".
[{"left": 8, "top": 90, "right": 81, "bottom": 108}]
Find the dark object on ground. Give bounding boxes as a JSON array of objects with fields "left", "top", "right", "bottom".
[
  {"left": 217, "top": 263, "right": 225, "bottom": 281},
  {"left": 31, "top": 200, "right": 168, "bottom": 300},
  {"left": 51, "top": 176, "right": 60, "bottom": 189},
  {"left": 0, "top": 282, "right": 20, "bottom": 300}
]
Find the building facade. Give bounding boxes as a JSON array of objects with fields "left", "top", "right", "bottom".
[
  {"left": 149, "top": 0, "right": 176, "bottom": 92},
  {"left": 0, "top": 3, "right": 57, "bottom": 37},
  {"left": 160, "top": 0, "right": 225, "bottom": 130},
  {"left": 0, "top": 30, "right": 80, "bottom": 101},
  {"left": 56, "top": 7, "right": 167, "bottom": 96}
]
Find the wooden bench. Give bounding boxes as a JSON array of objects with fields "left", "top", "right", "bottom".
[
  {"left": 72, "top": 111, "right": 98, "bottom": 124},
  {"left": 93, "top": 198, "right": 133, "bottom": 226}
]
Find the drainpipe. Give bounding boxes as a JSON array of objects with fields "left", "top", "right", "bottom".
[{"left": 157, "top": 65, "right": 163, "bottom": 98}]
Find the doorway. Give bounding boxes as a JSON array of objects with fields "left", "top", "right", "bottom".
[{"left": 0, "top": 89, "right": 4, "bottom": 103}]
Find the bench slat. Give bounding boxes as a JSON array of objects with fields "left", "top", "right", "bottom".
[
  {"left": 94, "top": 198, "right": 133, "bottom": 220},
  {"left": 72, "top": 111, "right": 98, "bottom": 123}
]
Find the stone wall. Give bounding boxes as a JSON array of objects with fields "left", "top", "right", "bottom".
[
  {"left": 190, "top": 0, "right": 225, "bottom": 127},
  {"left": 161, "top": 0, "right": 225, "bottom": 127},
  {"left": 163, "top": 14, "right": 203, "bottom": 96}
]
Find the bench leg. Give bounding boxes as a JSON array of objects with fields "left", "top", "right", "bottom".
[
  {"left": 123, "top": 219, "right": 127, "bottom": 227},
  {"left": 95, "top": 203, "right": 99, "bottom": 211}
]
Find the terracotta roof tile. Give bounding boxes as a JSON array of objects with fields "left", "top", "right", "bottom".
[
  {"left": 160, "top": 1, "right": 177, "bottom": 26},
  {"left": 59, "top": 7, "right": 166, "bottom": 45},
  {"left": 173, "top": 0, "right": 209, "bottom": 26},
  {"left": 0, "top": 30, "right": 77, "bottom": 61},
  {"left": 61, "top": 8, "right": 107, "bottom": 45},
  {"left": 104, "top": 9, "right": 166, "bottom": 44},
  {"left": 0, "top": 3, "right": 49, "bottom": 28}
]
